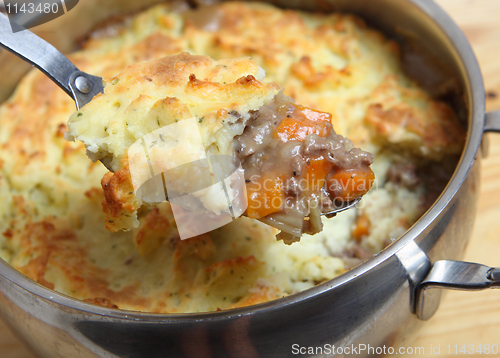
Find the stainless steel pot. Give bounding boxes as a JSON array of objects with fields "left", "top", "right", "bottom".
[{"left": 0, "top": 0, "right": 499, "bottom": 357}]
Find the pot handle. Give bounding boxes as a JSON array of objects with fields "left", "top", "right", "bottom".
[
  {"left": 481, "top": 111, "right": 500, "bottom": 157},
  {"left": 415, "top": 261, "right": 500, "bottom": 320},
  {"left": 484, "top": 110, "right": 500, "bottom": 133}
]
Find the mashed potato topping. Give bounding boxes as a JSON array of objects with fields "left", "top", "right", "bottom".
[{"left": 0, "top": 1, "right": 464, "bottom": 313}]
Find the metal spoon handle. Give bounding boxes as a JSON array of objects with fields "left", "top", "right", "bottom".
[{"left": 0, "top": 13, "right": 102, "bottom": 109}]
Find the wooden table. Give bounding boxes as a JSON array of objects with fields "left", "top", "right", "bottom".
[{"left": 1, "top": 0, "right": 499, "bottom": 357}]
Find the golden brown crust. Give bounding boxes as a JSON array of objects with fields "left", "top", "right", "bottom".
[
  {"left": 10, "top": 212, "right": 148, "bottom": 309},
  {"left": 101, "top": 158, "right": 141, "bottom": 232},
  {"left": 104, "top": 52, "right": 279, "bottom": 104},
  {"left": 19, "top": 250, "right": 55, "bottom": 290},
  {"left": 130, "top": 33, "right": 184, "bottom": 63},
  {"left": 67, "top": 52, "right": 280, "bottom": 171},
  {"left": 290, "top": 55, "right": 351, "bottom": 89},
  {"left": 364, "top": 76, "right": 465, "bottom": 159},
  {"left": 133, "top": 203, "right": 177, "bottom": 256},
  {"left": 83, "top": 297, "right": 119, "bottom": 309}
]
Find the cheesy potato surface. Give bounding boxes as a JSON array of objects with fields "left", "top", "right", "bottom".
[
  {"left": 0, "top": 1, "right": 464, "bottom": 312},
  {"left": 67, "top": 53, "right": 278, "bottom": 171}
]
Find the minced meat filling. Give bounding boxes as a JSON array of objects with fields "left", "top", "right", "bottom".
[{"left": 235, "top": 93, "right": 375, "bottom": 243}]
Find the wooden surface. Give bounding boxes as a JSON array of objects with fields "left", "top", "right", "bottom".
[
  {"left": 1, "top": 1, "right": 500, "bottom": 357},
  {"left": 399, "top": 0, "right": 500, "bottom": 357}
]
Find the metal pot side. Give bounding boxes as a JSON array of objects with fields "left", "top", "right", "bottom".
[{"left": 0, "top": 0, "right": 490, "bottom": 357}]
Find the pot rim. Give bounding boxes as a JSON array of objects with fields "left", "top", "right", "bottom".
[{"left": 0, "top": 0, "right": 486, "bottom": 322}]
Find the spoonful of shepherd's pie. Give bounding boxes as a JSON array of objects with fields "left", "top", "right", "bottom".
[{"left": 66, "top": 53, "right": 374, "bottom": 244}]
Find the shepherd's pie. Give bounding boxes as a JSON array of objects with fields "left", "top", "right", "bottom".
[{"left": 0, "top": 1, "right": 464, "bottom": 313}]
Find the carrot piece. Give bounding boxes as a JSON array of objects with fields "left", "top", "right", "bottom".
[
  {"left": 292, "top": 104, "right": 332, "bottom": 123},
  {"left": 274, "top": 118, "right": 314, "bottom": 142},
  {"left": 246, "top": 175, "right": 284, "bottom": 219},
  {"left": 326, "top": 167, "right": 375, "bottom": 200},
  {"left": 353, "top": 214, "right": 370, "bottom": 241},
  {"left": 274, "top": 105, "right": 332, "bottom": 142},
  {"left": 306, "top": 156, "right": 335, "bottom": 192}
]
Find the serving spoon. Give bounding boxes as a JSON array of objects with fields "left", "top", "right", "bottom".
[
  {"left": 0, "top": 12, "right": 362, "bottom": 217},
  {"left": 0, "top": 12, "right": 102, "bottom": 109}
]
